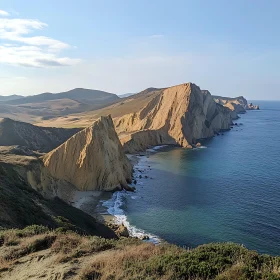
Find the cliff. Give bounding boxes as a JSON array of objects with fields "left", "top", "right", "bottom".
[
  {"left": 42, "top": 115, "right": 133, "bottom": 192},
  {"left": 0, "top": 153, "right": 116, "bottom": 237},
  {"left": 213, "top": 95, "right": 259, "bottom": 118},
  {"left": 114, "top": 83, "right": 233, "bottom": 153},
  {"left": 0, "top": 118, "right": 80, "bottom": 152}
]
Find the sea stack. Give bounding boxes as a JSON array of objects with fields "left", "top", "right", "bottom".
[{"left": 43, "top": 115, "right": 133, "bottom": 191}]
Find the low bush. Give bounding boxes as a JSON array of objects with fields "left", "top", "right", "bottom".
[
  {"left": 3, "top": 234, "right": 56, "bottom": 262},
  {"left": 1, "top": 226, "right": 280, "bottom": 280},
  {"left": 80, "top": 243, "right": 280, "bottom": 280}
]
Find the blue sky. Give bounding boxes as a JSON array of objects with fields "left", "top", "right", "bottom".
[{"left": 0, "top": 0, "right": 279, "bottom": 99}]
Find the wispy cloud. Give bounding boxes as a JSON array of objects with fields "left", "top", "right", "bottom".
[
  {"left": 149, "top": 34, "right": 164, "bottom": 38},
  {"left": 0, "top": 45, "right": 80, "bottom": 68},
  {"left": 0, "top": 13, "right": 80, "bottom": 67},
  {"left": 0, "top": 10, "right": 9, "bottom": 17}
]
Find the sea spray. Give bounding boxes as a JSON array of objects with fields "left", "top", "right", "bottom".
[{"left": 101, "top": 191, "right": 159, "bottom": 243}]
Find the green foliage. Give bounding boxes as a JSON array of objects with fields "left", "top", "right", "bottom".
[
  {"left": 82, "top": 242, "right": 280, "bottom": 280},
  {"left": 1, "top": 226, "right": 280, "bottom": 280},
  {"left": 16, "top": 225, "right": 50, "bottom": 237},
  {"left": 0, "top": 225, "right": 50, "bottom": 246},
  {"left": 123, "top": 243, "right": 280, "bottom": 280}
]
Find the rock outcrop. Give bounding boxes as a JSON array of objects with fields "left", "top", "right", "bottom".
[
  {"left": 0, "top": 118, "right": 80, "bottom": 152},
  {"left": 213, "top": 95, "right": 259, "bottom": 118},
  {"left": 114, "top": 83, "right": 233, "bottom": 153},
  {"left": 42, "top": 116, "right": 133, "bottom": 192},
  {"left": 247, "top": 102, "right": 260, "bottom": 110}
]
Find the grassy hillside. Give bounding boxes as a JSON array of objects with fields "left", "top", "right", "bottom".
[
  {"left": 0, "top": 95, "right": 23, "bottom": 102},
  {"left": 0, "top": 162, "right": 116, "bottom": 238},
  {"left": 0, "top": 118, "right": 80, "bottom": 152},
  {"left": 36, "top": 87, "right": 164, "bottom": 128},
  {"left": 0, "top": 89, "right": 120, "bottom": 123},
  {"left": 4, "top": 88, "right": 120, "bottom": 106},
  {"left": 0, "top": 227, "right": 279, "bottom": 279}
]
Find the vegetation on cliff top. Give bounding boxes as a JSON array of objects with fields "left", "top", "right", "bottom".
[{"left": 0, "top": 226, "right": 280, "bottom": 279}]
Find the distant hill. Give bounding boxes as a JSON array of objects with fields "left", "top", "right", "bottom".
[
  {"left": 118, "top": 88, "right": 163, "bottom": 98},
  {"left": 118, "top": 93, "right": 136, "bottom": 98},
  {"left": 4, "top": 88, "right": 120, "bottom": 105},
  {"left": 118, "top": 93, "right": 135, "bottom": 98},
  {"left": 0, "top": 88, "right": 121, "bottom": 123},
  {"left": 0, "top": 118, "right": 80, "bottom": 152},
  {"left": 36, "top": 86, "right": 165, "bottom": 128},
  {"left": 0, "top": 95, "right": 24, "bottom": 102}
]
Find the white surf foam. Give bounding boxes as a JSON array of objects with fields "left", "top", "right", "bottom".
[
  {"left": 102, "top": 191, "right": 160, "bottom": 243},
  {"left": 102, "top": 145, "right": 170, "bottom": 244}
]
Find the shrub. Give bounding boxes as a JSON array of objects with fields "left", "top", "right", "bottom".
[
  {"left": 3, "top": 234, "right": 56, "bottom": 262},
  {"left": 51, "top": 233, "right": 85, "bottom": 255}
]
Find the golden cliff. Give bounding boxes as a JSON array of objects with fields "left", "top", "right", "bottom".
[
  {"left": 114, "top": 83, "right": 233, "bottom": 153},
  {"left": 213, "top": 95, "right": 259, "bottom": 119},
  {"left": 25, "top": 116, "right": 133, "bottom": 196},
  {"left": 42, "top": 115, "right": 132, "bottom": 192}
]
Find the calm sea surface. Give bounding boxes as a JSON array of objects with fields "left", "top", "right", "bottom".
[{"left": 119, "top": 101, "right": 280, "bottom": 255}]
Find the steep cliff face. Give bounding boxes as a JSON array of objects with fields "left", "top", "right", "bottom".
[
  {"left": 213, "top": 95, "right": 259, "bottom": 117},
  {"left": 114, "top": 83, "right": 233, "bottom": 152},
  {"left": 42, "top": 116, "right": 132, "bottom": 192}
]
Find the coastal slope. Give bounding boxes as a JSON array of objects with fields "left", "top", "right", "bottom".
[
  {"left": 0, "top": 151, "right": 116, "bottom": 237},
  {"left": 1, "top": 229, "right": 279, "bottom": 280},
  {"left": 0, "top": 118, "right": 80, "bottom": 152},
  {"left": 42, "top": 115, "right": 133, "bottom": 191}
]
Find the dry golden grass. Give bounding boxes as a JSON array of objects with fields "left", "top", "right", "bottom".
[
  {"left": 1, "top": 227, "right": 280, "bottom": 280},
  {"left": 79, "top": 243, "right": 180, "bottom": 280},
  {"left": 36, "top": 89, "right": 162, "bottom": 128},
  {"left": 51, "top": 234, "right": 140, "bottom": 264},
  {"left": 215, "top": 263, "right": 246, "bottom": 280},
  {"left": 0, "top": 233, "right": 56, "bottom": 267},
  {"left": 51, "top": 233, "right": 83, "bottom": 254}
]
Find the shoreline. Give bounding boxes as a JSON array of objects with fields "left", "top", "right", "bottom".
[
  {"left": 72, "top": 145, "right": 169, "bottom": 242},
  {"left": 71, "top": 130, "right": 230, "bottom": 241}
]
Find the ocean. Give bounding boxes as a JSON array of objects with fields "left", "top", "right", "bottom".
[{"left": 102, "top": 101, "right": 280, "bottom": 255}]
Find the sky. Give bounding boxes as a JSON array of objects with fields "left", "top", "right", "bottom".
[{"left": 0, "top": 0, "right": 279, "bottom": 99}]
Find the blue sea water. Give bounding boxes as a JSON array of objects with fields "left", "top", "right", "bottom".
[{"left": 105, "top": 101, "right": 280, "bottom": 255}]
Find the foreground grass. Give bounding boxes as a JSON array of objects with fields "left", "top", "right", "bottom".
[{"left": 1, "top": 226, "right": 280, "bottom": 279}]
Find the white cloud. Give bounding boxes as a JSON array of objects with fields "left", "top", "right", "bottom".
[
  {"left": 149, "top": 34, "right": 164, "bottom": 38},
  {"left": 0, "top": 15, "right": 80, "bottom": 67},
  {"left": 0, "top": 10, "right": 9, "bottom": 17},
  {"left": 0, "top": 45, "right": 80, "bottom": 67}
]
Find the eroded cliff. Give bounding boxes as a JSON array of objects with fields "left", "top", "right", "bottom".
[
  {"left": 42, "top": 115, "right": 133, "bottom": 192},
  {"left": 213, "top": 95, "right": 259, "bottom": 118},
  {"left": 114, "top": 83, "right": 233, "bottom": 152}
]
